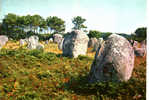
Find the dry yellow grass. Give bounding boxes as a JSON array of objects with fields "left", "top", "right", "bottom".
[
  {"left": 2, "top": 41, "right": 96, "bottom": 58},
  {"left": 3, "top": 41, "right": 20, "bottom": 49}
]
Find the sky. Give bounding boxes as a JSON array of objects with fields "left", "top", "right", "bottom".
[{"left": 0, "top": 0, "right": 147, "bottom": 34}]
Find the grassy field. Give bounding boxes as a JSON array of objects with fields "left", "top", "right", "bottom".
[{"left": 0, "top": 41, "right": 146, "bottom": 100}]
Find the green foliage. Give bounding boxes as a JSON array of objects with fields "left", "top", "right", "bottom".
[
  {"left": 0, "top": 13, "right": 65, "bottom": 40},
  {"left": 37, "top": 70, "right": 51, "bottom": 79},
  {"left": 133, "top": 27, "right": 147, "bottom": 42},
  {"left": 88, "top": 30, "right": 102, "bottom": 38},
  {"left": 46, "top": 16, "right": 65, "bottom": 33},
  {"left": 72, "top": 16, "right": 87, "bottom": 30},
  {"left": 100, "top": 32, "right": 112, "bottom": 40},
  {"left": 88, "top": 30, "right": 112, "bottom": 40},
  {"left": 0, "top": 47, "right": 146, "bottom": 99},
  {"left": 37, "top": 34, "right": 52, "bottom": 41}
]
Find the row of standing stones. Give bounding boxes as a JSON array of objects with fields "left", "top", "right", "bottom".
[
  {"left": 50, "top": 30, "right": 146, "bottom": 83},
  {"left": 0, "top": 31, "right": 146, "bottom": 83},
  {"left": 20, "top": 36, "right": 44, "bottom": 50}
]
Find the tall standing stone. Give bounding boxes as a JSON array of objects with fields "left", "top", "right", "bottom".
[
  {"left": 89, "top": 34, "right": 134, "bottom": 83},
  {"left": 62, "top": 30, "right": 89, "bottom": 58}
]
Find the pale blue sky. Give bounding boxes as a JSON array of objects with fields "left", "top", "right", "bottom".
[{"left": 0, "top": 0, "right": 146, "bottom": 34}]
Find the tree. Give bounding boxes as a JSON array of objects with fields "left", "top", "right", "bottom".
[
  {"left": 72, "top": 16, "right": 87, "bottom": 30},
  {"left": 46, "top": 16, "right": 65, "bottom": 34},
  {"left": 39, "top": 18, "right": 48, "bottom": 33},
  {"left": 135, "top": 27, "right": 146, "bottom": 39},
  {"left": 88, "top": 30, "right": 101, "bottom": 38},
  {"left": 131, "top": 27, "right": 147, "bottom": 42},
  {"left": 16, "top": 16, "right": 26, "bottom": 33},
  {"left": 2, "top": 13, "right": 18, "bottom": 32},
  {"left": 31, "top": 14, "right": 44, "bottom": 33},
  {"left": 24, "top": 14, "right": 33, "bottom": 32}
]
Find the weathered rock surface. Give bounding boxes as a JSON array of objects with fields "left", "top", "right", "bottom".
[
  {"left": 62, "top": 30, "right": 89, "bottom": 58},
  {"left": 58, "top": 38, "right": 64, "bottom": 50},
  {"left": 27, "top": 36, "right": 39, "bottom": 49},
  {"left": 53, "top": 34, "right": 63, "bottom": 44},
  {"left": 133, "top": 40, "right": 146, "bottom": 57},
  {"left": 0, "top": 35, "right": 8, "bottom": 49},
  {"left": 88, "top": 38, "right": 98, "bottom": 48},
  {"left": 89, "top": 34, "right": 134, "bottom": 83},
  {"left": 92, "top": 38, "right": 104, "bottom": 52},
  {"left": 134, "top": 48, "right": 145, "bottom": 57}
]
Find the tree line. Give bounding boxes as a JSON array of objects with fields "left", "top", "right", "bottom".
[
  {"left": 0, "top": 13, "right": 87, "bottom": 40},
  {"left": 0, "top": 13, "right": 147, "bottom": 42}
]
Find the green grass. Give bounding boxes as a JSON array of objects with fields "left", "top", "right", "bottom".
[{"left": 0, "top": 48, "right": 146, "bottom": 100}]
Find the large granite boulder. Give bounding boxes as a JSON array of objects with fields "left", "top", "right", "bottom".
[
  {"left": 62, "top": 30, "right": 89, "bottom": 58},
  {"left": 53, "top": 34, "right": 63, "bottom": 44},
  {"left": 88, "top": 38, "right": 98, "bottom": 48},
  {"left": 92, "top": 38, "right": 104, "bottom": 52},
  {"left": 88, "top": 34, "right": 134, "bottom": 83},
  {"left": 27, "top": 36, "right": 39, "bottom": 49},
  {"left": 0, "top": 35, "right": 8, "bottom": 49}
]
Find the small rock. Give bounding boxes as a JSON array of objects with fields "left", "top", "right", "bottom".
[{"left": 53, "top": 34, "right": 63, "bottom": 44}]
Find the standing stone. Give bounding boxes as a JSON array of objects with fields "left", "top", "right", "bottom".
[
  {"left": 92, "top": 38, "right": 104, "bottom": 52},
  {"left": 58, "top": 38, "right": 64, "bottom": 50},
  {"left": 89, "top": 34, "right": 134, "bottom": 83},
  {"left": 53, "top": 34, "right": 63, "bottom": 44},
  {"left": 27, "top": 36, "right": 39, "bottom": 49},
  {"left": 134, "top": 40, "right": 146, "bottom": 57},
  {"left": 19, "top": 39, "right": 26, "bottom": 46},
  {"left": 134, "top": 48, "right": 145, "bottom": 57},
  {"left": 62, "top": 30, "right": 89, "bottom": 58},
  {"left": 0, "top": 35, "right": 8, "bottom": 49},
  {"left": 88, "top": 38, "right": 98, "bottom": 48}
]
